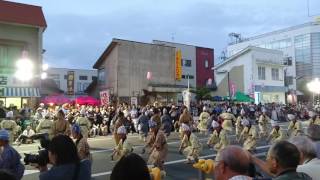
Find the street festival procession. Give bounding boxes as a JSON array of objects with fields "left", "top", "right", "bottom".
[{"left": 0, "top": 1, "right": 320, "bottom": 180}]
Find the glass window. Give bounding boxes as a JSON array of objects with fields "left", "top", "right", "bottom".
[
  {"left": 272, "top": 68, "right": 279, "bottom": 80},
  {"left": 285, "top": 76, "right": 293, "bottom": 86},
  {"left": 204, "top": 60, "right": 209, "bottom": 68},
  {"left": 295, "top": 34, "right": 311, "bottom": 63},
  {"left": 184, "top": 59, "right": 192, "bottom": 67},
  {"left": 49, "top": 74, "right": 60, "bottom": 80},
  {"left": 92, "top": 76, "right": 97, "bottom": 81},
  {"left": 64, "top": 75, "right": 68, "bottom": 79},
  {"left": 77, "top": 82, "right": 82, "bottom": 92},
  {"left": 79, "top": 75, "right": 88, "bottom": 80},
  {"left": 258, "top": 66, "right": 266, "bottom": 80},
  {"left": 98, "top": 68, "right": 105, "bottom": 84}
]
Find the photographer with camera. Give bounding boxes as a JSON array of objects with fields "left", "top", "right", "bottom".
[
  {"left": 38, "top": 134, "right": 91, "bottom": 180},
  {"left": 0, "top": 130, "right": 25, "bottom": 180}
]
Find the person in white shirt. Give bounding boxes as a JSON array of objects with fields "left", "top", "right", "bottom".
[
  {"left": 14, "top": 125, "right": 35, "bottom": 145},
  {"left": 289, "top": 136, "right": 320, "bottom": 179}
]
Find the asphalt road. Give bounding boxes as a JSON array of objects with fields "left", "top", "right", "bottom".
[{"left": 19, "top": 121, "right": 298, "bottom": 180}]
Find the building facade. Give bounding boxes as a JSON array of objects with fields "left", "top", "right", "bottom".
[
  {"left": 214, "top": 46, "right": 286, "bottom": 104},
  {"left": 0, "top": 1, "right": 46, "bottom": 108},
  {"left": 196, "top": 47, "right": 214, "bottom": 87},
  {"left": 47, "top": 68, "right": 97, "bottom": 96},
  {"left": 226, "top": 21, "right": 320, "bottom": 95},
  {"left": 93, "top": 39, "right": 186, "bottom": 105}
]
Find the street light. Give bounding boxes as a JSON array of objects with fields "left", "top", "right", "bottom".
[
  {"left": 15, "top": 57, "right": 34, "bottom": 81},
  {"left": 307, "top": 78, "right": 320, "bottom": 105}
]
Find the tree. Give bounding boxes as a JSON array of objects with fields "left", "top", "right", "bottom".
[{"left": 191, "top": 87, "right": 212, "bottom": 101}]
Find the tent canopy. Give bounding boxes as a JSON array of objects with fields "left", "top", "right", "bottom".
[
  {"left": 234, "top": 91, "right": 254, "bottom": 102},
  {"left": 41, "top": 94, "right": 71, "bottom": 105},
  {"left": 75, "top": 96, "right": 100, "bottom": 106}
]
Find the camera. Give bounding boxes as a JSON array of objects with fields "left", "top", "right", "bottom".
[{"left": 24, "top": 133, "right": 50, "bottom": 166}]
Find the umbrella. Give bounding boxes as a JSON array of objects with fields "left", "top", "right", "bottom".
[
  {"left": 75, "top": 96, "right": 100, "bottom": 106},
  {"left": 42, "top": 94, "right": 72, "bottom": 105}
]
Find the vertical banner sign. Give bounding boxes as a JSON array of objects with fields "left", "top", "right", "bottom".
[
  {"left": 0, "top": 75, "right": 8, "bottom": 96},
  {"left": 175, "top": 49, "right": 182, "bottom": 80},
  {"left": 67, "top": 71, "right": 75, "bottom": 95},
  {"left": 100, "top": 90, "right": 110, "bottom": 106},
  {"left": 130, "top": 97, "right": 138, "bottom": 106},
  {"left": 230, "top": 81, "right": 236, "bottom": 98}
]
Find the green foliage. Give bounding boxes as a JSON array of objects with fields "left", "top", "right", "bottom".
[{"left": 190, "top": 87, "right": 212, "bottom": 101}]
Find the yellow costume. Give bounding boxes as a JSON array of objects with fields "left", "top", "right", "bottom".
[
  {"left": 235, "top": 116, "right": 244, "bottom": 138},
  {"left": 181, "top": 133, "right": 202, "bottom": 161},
  {"left": 241, "top": 126, "right": 258, "bottom": 151},
  {"left": 308, "top": 117, "right": 320, "bottom": 126},
  {"left": 198, "top": 111, "right": 210, "bottom": 133},
  {"left": 268, "top": 128, "right": 288, "bottom": 144},
  {"left": 288, "top": 121, "right": 303, "bottom": 137},
  {"left": 207, "top": 129, "right": 229, "bottom": 152},
  {"left": 258, "top": 114, "right": 270, "bottom": 138},
  {"left": 113, "top": 139, "right": 133, "bottom": 161},
  {"left": 220, "top": 112, "right": 235, "bottom": 132}
]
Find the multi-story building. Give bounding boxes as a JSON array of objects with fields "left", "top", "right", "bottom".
[
  {"left": 92, "top": 38, "right": 187, "bottom": 105},
  {"left": 214, "top": 46, "right": 286, "bottom": 104},
  {"left": 0, "top": 1, "right": 46, "bottom": 108},
  {"left": 153, "top": 40, "right": 214, "bottom": 88},
  {"left": 47, "top": 68, "right": 97, "bottom": 96},
  {"left": 226, "top": 21, "right": 320, "bottom": 96}
]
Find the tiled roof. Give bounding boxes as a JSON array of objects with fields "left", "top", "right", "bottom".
[{"left": 0, "top": 0, "right": 46, "bottom": 28}]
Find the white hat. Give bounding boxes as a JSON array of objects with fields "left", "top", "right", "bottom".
[
  {"left": 203, "top": 106, "right": 208, "bottom": 112},
  {"left": 211, "top": 120, "right": 220, "bottom": 128},
  {"left": 117, "top": 126, "right": 127, "bottom": 134},
  {"left": 309, "top": 111, "right": 315, "bottom": 117},
  {"left": 6, "top": 111, "right": 13, "bottom": 118},
  {"left": 227, "top": 108, "right": 231, "bottom": 113},
  {"left": 80, "top": 108, "right": 86, "bottom": 115},
  {"left": 287, "top": 114, "right": 296, "bottom": 121},
  {"left": 241, "top": 119, "right": 250, "bottom": 126},
  {"left": 180, "top": 123, "right": 190, "bottom": 132},
  {"left": 240, "top": 109, "right": 245, "bottom": 115}
]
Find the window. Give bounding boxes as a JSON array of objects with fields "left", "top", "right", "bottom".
[
  {"left": 183, "top": 59, "right": 192, "bottom": 67},
  {"left": 272, "top": 68, "right": 279, "bottom": 80},
  {"left": 77, "top": 82, "right": 82, "bottom": 92},
  {"left": 285, "top": 76, "right": 293, "bottom": 86},
  {"left": 295, "top": 34, "right": 311, "bottom": 63},
  {"left": 204, "top": 60, "right": 209, "bottom": 68},
  {"left": 0, "top": 45, "right": 22, "bottom": 74},
  {"left": 92, "top": 76, "right": 97, "bottom": 81},
  {"left": 283, "top": 57, "right": 292, "bottom": 66},
  {"left": 98, "top": 68, "right": 105, "bottom": 84},
  {"left": 258, "top": 66, "right": 266, "bottom": 80},
  {"left": 182, "top": 75, "right": 194, "bottom": 79},
  {"left": 79, "top": 75, "right": 88, "bottom": 80},
  {"left": 64, "top": 75, "right": 68, "bottom": 79}
]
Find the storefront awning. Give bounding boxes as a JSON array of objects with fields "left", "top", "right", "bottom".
[{"left": 1, "top": 87, "right": 40, "bottom": 97}]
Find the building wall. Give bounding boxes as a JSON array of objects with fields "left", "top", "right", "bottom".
[
  {"left": 116, "top": 40, "right": 176, "bottom": 97},
  {"left": 152, "top": 40, "right": 197, "bottom": 88},
  {"left": 47, "top": 68, "right": 97, "bottom": 95},
  {"left": 196, "top": 47, "right": 214, "bottom": 87},
  {"left": 0, "top": 23, "right": 43, "bottom": 87},
  {"left": 226, "top": 22, "right": 320, "bottom": 91}
]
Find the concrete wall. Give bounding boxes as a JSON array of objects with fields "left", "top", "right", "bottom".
[
  {"left": 99, "top": 45, "right": 118, "bottom": 93},
  {"left": 153, "top": 40, "right": 197, "bottom": 88},
  {"left": 116, "top": 40, "right": 176, "bottom": 97},
  {"left": 47, "top": 68, "right": 97, "bottom": 94},
  {"left": 0, "top": 23, "right": 43, "bottom": 88},
  {"left": 196, "top": 47, "right": 214, "bottom": 87}
]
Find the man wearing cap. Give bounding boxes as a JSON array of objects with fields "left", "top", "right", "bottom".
[
  {"left": 111, "top": 125, "right": 132, "bottom": 161},
  {"left": 258, "top": 108, "right": 270, "bottom": 138},
  {"left": 198, "top": 106, "right": 210, "bottom": 135},
  {"left": 207, "top": 120, "right": 229, "bottom": 154},
  {"left": 267, "top": 121, "right": 288, "bottom": 144},
  {"left": 235, "top": 109, "right": 246, "bottom": 139},
  {"left": 71, "top": 124, "right": 91, "bottom": 161},
  {"left": 287, "top": 114, "right": 303, "bottom": 137},
  {"left": 142, "top": 120, "right": 168, "bottom": 171},
  {"left": 36, "top": 112, "right": 54, "bottom": 139},
  {"left": 178, "top": 123, "right": 202, "bottom": 163},
  {"left": 239, "top": 119, "right": 258, "bottom": 152},
  {"left": 308, "top": 111, "right": 320, "bottom": 126},
  {"left": 0, "top": 111, "right": 17, "bottom": 144},
  {"left": 76, "top": 108, "right": 91, "bottom": 138},
  {"left": 0, "top": 130, "right": 25, "bottom": 179}
]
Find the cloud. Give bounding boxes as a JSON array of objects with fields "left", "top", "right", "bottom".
[{"left": 32, "top": 0, "right": 314, "bottom": 68}]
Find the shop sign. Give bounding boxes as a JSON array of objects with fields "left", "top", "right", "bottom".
[
  {"left": 67, "top": 71, "right": 75, "bottom": 95},
  {"left": 175, "top": 49, "right": 182, "bottom": 80},
  {"left": 130, "top": 96, "right": 137, "bottom": 106}
]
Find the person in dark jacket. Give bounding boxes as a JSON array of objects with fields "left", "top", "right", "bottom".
[
  {"left": 161, "top": 108, "right": 172, "bottom": 137},
  {"left": 137, "top": 110, "right": 149, "bottom": 142},
  {"left": 38, "top": 135, "right": 91, "bottom": 180}
]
